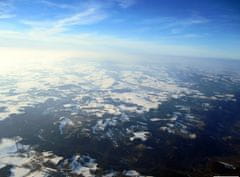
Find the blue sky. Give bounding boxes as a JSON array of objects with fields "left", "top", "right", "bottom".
[{"left": 0, "top": 0, "right": 240, "bottom": 60}]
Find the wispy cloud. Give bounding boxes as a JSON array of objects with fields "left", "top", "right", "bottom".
[
  {"left": 140, "top": 15, "right": 209, "bottom": 35},
  {"left": 0, "top": 13, "right": 14, "bottom": 19},
  {"left": 39, "top": 0, "right": 76, "bottom": 9},
  {"left": 20, "top": 0, "right": 141, "bottom": 36},
  {"left": 0, "top": 0, "right": 15, "bottom": 19},
  {"left": 142, "top": 16, "right": 209, "bottom": 27},
  {"left": 54, "top": 8, "right": 106, "bottom": 26},
  {"left": 39, "top": 0, "right": 138, "bottom": 10},
  {"left": 22, "top": 7, "right": 107, "bottom": 36},
  {"left": 17, "top": 0, "right": 139, "bottom": 36},
  {"left": 115, "top": 0, "right": 137, "bottom": 8}
]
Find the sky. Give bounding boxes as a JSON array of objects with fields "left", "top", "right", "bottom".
[{"left": 0, "top": 0, "right": 240, "bottom": 61}]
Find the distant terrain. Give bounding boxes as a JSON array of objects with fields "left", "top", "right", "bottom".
[{"left": 0, "top": 58, "right": 240, "bottom": 177}]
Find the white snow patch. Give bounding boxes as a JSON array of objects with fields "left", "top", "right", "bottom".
[
  {"left": 123, "top": 170, "right": 140, "bottom": 177},
  {"left": 25, "top": 170, "right": 48, "bottom": 177},
  {"left": 92, "top": 118, "right": 118, "bottom": 133},
  {"left": 59, "top": 117, "right": 74, "bottom": 134},
  {"left": 160, "top": 127, "right": 175, "bottom": 134},
  {"left": 150, "top": 115, "right": 177, "bottom": 122},
  {"left": 69, "top": 155, "right": 98, "bottom": 177},
  {"left": 103, "top": 171, "right": 118, "bottom": 177},
  {"left": 189, "top": 133, "right": 197, "bottom": 139},
  {"left": 42, "top": 151, "right": 63, "bottom": 165},
  {"left": 150, "top": 118, "right": 161, "bottom": 122},
  {"left": 0, "top": 137, "right": 29, "bottom": 157},
  {"left": 10, "top": 167, "right": 30, "bottom": 177},
  {"left": 130, "top": 131, "right": 150, "bottom": 141},
  {"left": 63, "top": 104, "right": 74, "bottom": 108}
]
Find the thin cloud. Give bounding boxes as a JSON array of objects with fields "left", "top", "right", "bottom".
[
  {"left": 184, "top": 16, "right": 209, "bottom": 25},
  {"left": 140, "top": 16, "right": 209, "bottom": 35},
  {"left": 141, "top": 16, "right": 209, "bottom": 26},
  {"left": 22, "top": 7, "right": 107, "bottom": 36},
  {"left": 39, "top": 0, "right": 138, "bottom": 10},
  {"left": 18, "top": 0, "right": 138, "bottom": 36},
  {"left": 39, "top": 0, "right": 76, "bottom": 9},
  {"left": 115, "top": 0, "right": 137, "bottom": 8},
  {"left": 55, "top": 8, "right": 106, "bottom": 26},
  {"left": 0, "top": 0, "right": 15, "bottom": 19},
  {"left": 0, "top": 13, "right": 15, "bottom": 19}
]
